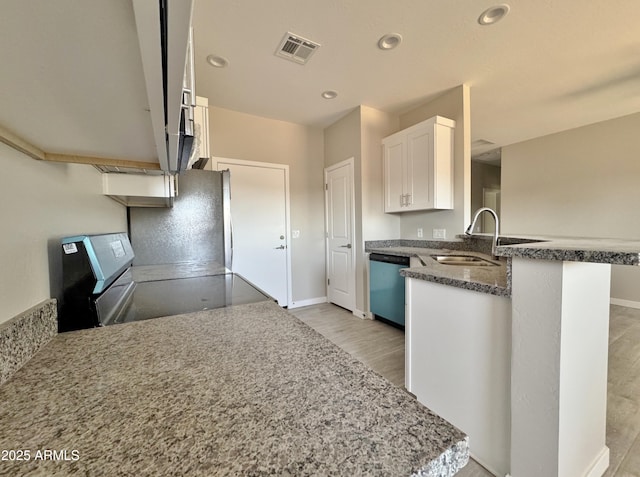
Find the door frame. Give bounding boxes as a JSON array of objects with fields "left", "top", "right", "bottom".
[
  {"left": 213, "top": 156, "right": 293, "bottom": 307},
  {"left": 324, "top": 157, "right": 357, "bottom": 311}
]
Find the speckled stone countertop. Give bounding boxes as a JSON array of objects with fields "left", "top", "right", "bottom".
[
  {"left": 0, "top": 301, "right": 469, "bottom": 476},
  {"left": 0, "top": 300, "right": 57, "bottom": 386},
  {"left": 366, "top": 242, "right": 509, "bottom": 297},
  {"left": 493, "top": 235, "right": 640, "bottom": 265},
  {"left": 366, "top": 233, "right": 640, "bottom": 296}
]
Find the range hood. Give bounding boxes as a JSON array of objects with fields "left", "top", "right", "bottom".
[{"left": 102, "top": 172, "right": 176, "bottom": 208}]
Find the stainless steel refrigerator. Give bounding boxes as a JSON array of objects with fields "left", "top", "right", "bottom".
[{"left": 128, "top": 169, "right": 232, "bottom": 268}]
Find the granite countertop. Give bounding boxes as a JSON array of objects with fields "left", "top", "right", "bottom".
[
  {"left": 494, "top": 235, "right": 640, "bottom": 265},
  {"left": 366, "top": 233, "right": 640, "bottom": 297},
  {"left": 0, "top": 301, "right": 469, "bottom": 476},
  {"left": 367, "top": 244, "right": 509, "bottom": 297}
]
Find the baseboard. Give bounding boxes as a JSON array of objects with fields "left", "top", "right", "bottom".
[
  {"left": 288, "top": 300, "right": 373, "bottom": 319},
  {"left": 585, "top": 446, "right": 610, "bottom": 477},
  {"left": 288, "top": 297, "right": 327, "bottom": 309},
  {"left": 353, "top": 308, "right": 373, "bottom": 320},
  {"left": 505, "top": 446, "right": 609, "bottom": 477},
  {"left": 610, "top": 298, "right": 640, "bottom": 309},
  {"left": 469, "top": 451, "right": 505, "bottom": 477}
]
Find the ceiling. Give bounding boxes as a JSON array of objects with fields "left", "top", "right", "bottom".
[
  {"left": 192, "top": 0, "right": 640, "bottom": 156},
  {"left": 0, "top": 0, "right": 158, "bottom": 163},
  {"left": 1, "top": 1, "right": 639, "bottom": 167}
]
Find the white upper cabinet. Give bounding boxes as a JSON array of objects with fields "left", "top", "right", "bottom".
[{"left": 383, "top": 116, "right": 455, "bottom": 213}]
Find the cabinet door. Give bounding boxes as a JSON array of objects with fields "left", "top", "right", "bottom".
[
  {"left": 405, "top": 127, "right": 433, "bottom": 211},
  {"left": 382, "top": 116, "right": 455, "bottom": 214},
  {"left": 383, "top": 136, "right": 406, "bottom": 213}
]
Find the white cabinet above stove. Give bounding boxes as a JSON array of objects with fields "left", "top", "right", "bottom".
[{"left": 102, "top": 173, "right": 176, "bottom": 208}]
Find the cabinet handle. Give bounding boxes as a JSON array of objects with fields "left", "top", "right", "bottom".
[{"left": 406, "top": 193, "right": 411, "bottom": 206}]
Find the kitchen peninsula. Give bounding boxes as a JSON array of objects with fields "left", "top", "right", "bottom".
[
  {"left": 366, "top": 235, "right": 640, "bottom": 477},
  {"left": 366, "top": 238, "right": 511, "bottom": 475},
  {"left": 0, "top": 298, "right": 469, "bottom": 476}
]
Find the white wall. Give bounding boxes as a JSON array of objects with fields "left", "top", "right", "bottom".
[
  {"left": 324, "top": 106, "right": 400, "bottom": 315},
  {"left": 360, "top": 105, "right": 401, "bottom": 242},
  {"left": 207, "top": 106, "right": 326, "bottom": 305},
  {"left": 501, "top": 112, "right": 640, "bottom": 303},
  {"left": 0, "top": 142, "right": 126, "bottom": 325},
  {"left": 360, "top": 106, "right": 401, "bottom": 314},
  {"left": 398, "top": 85, "right": 471, "bottom": 240},
  {"left": 324, "top": 108, "right": 366, "bottom": 313}
]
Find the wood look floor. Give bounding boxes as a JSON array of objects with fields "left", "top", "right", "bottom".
[{"left": 290, "top": 303, "right": 640, "bottom": 477}]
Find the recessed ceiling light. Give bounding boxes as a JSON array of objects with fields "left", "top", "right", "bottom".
[
  {"left": 206, "top": 54, "right": 229, "bottom": 68},
  {"left": 378, "top": 33, "right": 403, "bottom": 50},
  {"left": 478, "top": 4, "right": 510, "bottom": 25},
  {"left": 321, "top": 90, "right": 338, "bottom": 100}
]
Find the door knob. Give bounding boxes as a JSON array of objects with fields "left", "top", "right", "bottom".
[
  {"left": 340, "top": 244, "right": 352, "bottom": 249},
  {"left": 274, "top": 245, "right": 286, "bottom": 250}
]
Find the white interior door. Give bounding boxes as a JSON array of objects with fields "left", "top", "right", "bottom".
[
  {"left": 216, "top": 159, "right": 290, "bottom": 306},
  {"left": 325, "top": 159, "right": 356, "bottom": 311}
]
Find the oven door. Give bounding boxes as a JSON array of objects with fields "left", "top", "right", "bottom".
[{"left": 94, "top": 269, "right": 136, "bottom": 326}]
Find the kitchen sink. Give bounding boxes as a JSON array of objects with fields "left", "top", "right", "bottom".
[{"left": 431, "top": 254, "right": 499, "bottom": 266}]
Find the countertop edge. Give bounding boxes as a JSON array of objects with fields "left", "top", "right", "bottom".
[
  {"left": 400, "top": 269, "right": 510, "bottom": 297},
  {"left": 495, "top": 245, "right": 640, "bottom": 266},
  {"left": 412, "top": 437, "right": 470, "bottom": 477},
  {"left": 367, "top": 236, "right": 640, "bottom": 266},
  {"left": 457, "top": 233, "right": 640, "bottom": 266}
]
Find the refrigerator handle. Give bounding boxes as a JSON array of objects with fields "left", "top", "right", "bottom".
[
  {"left": 222, "top": 169, "right": 233, "bottom": 270},
  {"left": 229, "top": 216, "right": 234, "bottom": 269}
]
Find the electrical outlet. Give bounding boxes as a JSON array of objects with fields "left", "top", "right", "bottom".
[
  {"left": 417, "top": 228, "right": 423, "bottom": 238},
  {"left": 433, "top": 228, "right": 446, "bottom": 239}
]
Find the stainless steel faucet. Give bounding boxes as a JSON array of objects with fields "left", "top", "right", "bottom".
[{"left": 465, "top": 207, "right": 500, "bottom": 257}]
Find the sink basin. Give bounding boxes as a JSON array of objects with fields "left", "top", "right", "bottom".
[{"left": 431, "top": 254, "right": 498, "bottom": 266}]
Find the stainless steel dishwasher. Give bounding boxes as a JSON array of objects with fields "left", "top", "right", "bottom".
[{"left": 369, "top": 253, "right": 409, "bottom": 329}]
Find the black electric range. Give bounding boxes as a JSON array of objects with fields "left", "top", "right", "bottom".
[{"left": 59, "top": 233, "right": 273, "bottom": 332}]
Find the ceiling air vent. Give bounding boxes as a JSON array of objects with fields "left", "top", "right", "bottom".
[{"left": 275, "top": 32, "right": 320, "bottom": 65}]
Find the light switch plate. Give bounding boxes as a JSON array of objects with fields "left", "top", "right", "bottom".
[{"left": 292, "top": 230, "right": 300, "bottom": 239}]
